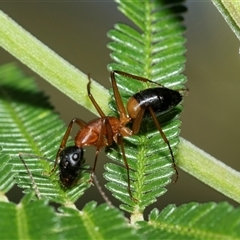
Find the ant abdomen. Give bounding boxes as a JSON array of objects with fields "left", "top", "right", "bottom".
[{"left": 128, "top": 87, "right": 182, "bottom": 119}]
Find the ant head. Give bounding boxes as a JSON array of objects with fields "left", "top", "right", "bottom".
[{"left": 59, "top": 146, "right": 84, "bottom": 187}]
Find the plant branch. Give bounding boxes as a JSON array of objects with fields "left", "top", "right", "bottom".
[
  {"left": 212, "top": 0, "right": 240, "bottom": 41},
  {"left": 177, "top": 137, "right": 240, "bottom": 203},
  {"left": 0, "top": 10, "right": 110, "bottom": 116}
]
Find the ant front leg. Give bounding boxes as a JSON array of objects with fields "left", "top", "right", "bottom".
[
  {"left": 51, "top": 118, "right": 87, "bottom": 173},
  {"left": 90, "top": 148, "right": 101, "bottom": 183},
  {"left": 87, "top": 74, "right": 106, "bottom": 118},
  {"left": 89, "top": 118, "right": 113, "bottom": 182},
  {"left": 110, "top": 71, "right": 131, "bottom": 125}
]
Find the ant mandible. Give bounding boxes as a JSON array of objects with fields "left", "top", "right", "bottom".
[{"left": 53, "top": 70, "right": 183, "bottom": 200}]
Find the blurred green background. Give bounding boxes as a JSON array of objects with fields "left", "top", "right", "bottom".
[{"left": 0, "top": 1, "right": 239, "bottom": 213}]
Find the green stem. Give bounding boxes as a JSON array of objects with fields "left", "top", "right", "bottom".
[
  {"left": 212, "top": 0, "right": 240, "bottom": 41},
  {"left": 177, "top": 137, "right": 240, "bottom": 203},
  {"left": 0, "top": 10, "right": 110, "bottom": 116}
]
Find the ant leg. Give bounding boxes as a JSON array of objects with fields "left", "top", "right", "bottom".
[
  {"left": 87, "top": 74, "right": 106, "bottom": 118},
  {"left": 90, "top": 118, "right": 113, "bottom": 180},
  {"left": 110, "top": 71, "right": 131, "bottom": 125},
  {"left": 113, "top": 70, "right": 164, "bottom": 87},
  {"left": 131, "top": 107, "right": 146, "bottom": 135},
  {"left": 148, "top": 106, "right": 178, "bottom": 183},
  {"left": 52, "top": 118, "right": 87, "bottom": 172},
  {"left": 19, "top": 153, "right": 41, "bottom": 199},
  {"left": 117, "top": 135, "right": 137, "bottom": 201},
  {"left": 90, "top": 148, "right": 100, "bottom": 183}
]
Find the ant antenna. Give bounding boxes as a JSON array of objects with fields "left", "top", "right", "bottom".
[
  {"left": 92, "top": 173, "right": 113, "bottom": 207},
  {"left": 18, "top": 153, "right": 42, "bottom": 200}
]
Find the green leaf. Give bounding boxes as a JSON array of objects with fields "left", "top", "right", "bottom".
[
  {"left": 138, "top": 202, "right": 240, "bottom": 239},
  {"left": 104, "top": 0, "right": 186, "bottom": 215},
  {"left": 58, "top": 201, "right": 141, "bottom": 240},
  {"left": 0, "top": 63, "right": 91, "bottom": 204},
  {"left": 0, "top": 151, "right": 15, "bottom": 193},
  {"left": 0, "top": 193, "right": 140, "bottom": 240},
  {"left": 0, "top": 193, "right": 59, "bottom": 239}
]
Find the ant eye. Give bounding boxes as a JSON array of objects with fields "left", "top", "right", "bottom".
[
  {"left": 59, "top": 146, "right": 84, "bottom": 166},
  {"left": 72, "top": 153, "right": 80, "bottom": 161}
]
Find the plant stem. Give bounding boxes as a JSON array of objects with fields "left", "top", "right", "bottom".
[
  {"left": 0, "top": 10, "right": 110, "bottom": 116},
  {"left": 212, "top": 0, "right": 240, "bottom": 41},
  {"left": 177, "top": 137, "right": 240, "bottom": 203}
]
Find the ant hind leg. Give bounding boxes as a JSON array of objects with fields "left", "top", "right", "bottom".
[{"left": 148, "top": 107, "right": 179, "bottom": 183}]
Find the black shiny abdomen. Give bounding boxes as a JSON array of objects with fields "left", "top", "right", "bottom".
[
  {"left": 133, "top": 87, "right": 182, "bottom": 117},
  {"left": 59, "top": 146, "right": 84, "bottom": 187}
]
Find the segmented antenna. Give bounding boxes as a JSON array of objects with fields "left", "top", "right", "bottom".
[
  {"left": 92, "top": 173, "right": 113, "bottom": 207},
  {"left": 18, "top": 153, "right": 41, "bottom": 199}
]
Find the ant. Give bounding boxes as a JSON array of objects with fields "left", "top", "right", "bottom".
[{"left": 52, "top": 70, "right": 183, "bottom": 200}]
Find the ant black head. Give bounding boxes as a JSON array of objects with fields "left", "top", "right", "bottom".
[{"left": 59, "top": 146, "right": 84, "bottom": 188}]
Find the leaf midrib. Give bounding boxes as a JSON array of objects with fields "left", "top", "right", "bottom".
[{"left": 0, "top": 86, "right": 41, "bottom": 156}]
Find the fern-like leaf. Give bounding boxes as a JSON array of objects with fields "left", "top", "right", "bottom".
[
  {"left": 0, "top": 151, "right": 15, "bottom": 193},
  {"left": 58, "top": 202, "right": 141, "bottom": 239},
  {"left": 0, "top": 63, "right": 91, "bottom": 204},
  {"left": 138, "top": 202, "right": 240, "bottom": 239},
  {"left": 0, "top": 193, "right": 141, "bottom": 240},
  {"left": 0, "top": 193, "right": 59, "bottom": 239},
  {"left": 105, "top": 0, "right": 186, "bottom": 214}
]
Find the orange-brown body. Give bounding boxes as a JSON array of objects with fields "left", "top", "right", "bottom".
[{"left": 75, "top": 117, "right": 132, "bottom": 148}]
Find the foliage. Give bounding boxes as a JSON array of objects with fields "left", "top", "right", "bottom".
[
  {"left": 0, "top": 193, "right": 138, "bottom": 240},
  {"left": 105, "top": 0, "right": 186, "bottom": 215},
  {"left": 0, "top": 0, "right": 240, "bottom": 239},
  {"left": 138, "top": 202, "right": 240, "bottom": 239},
  {"left": 0, "top": 63, "right": 91, "bottom": 204}
]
